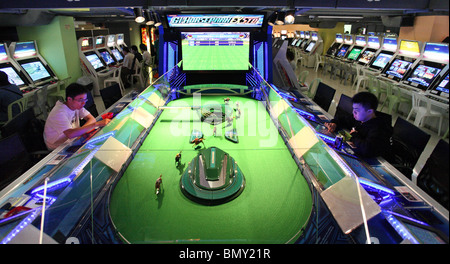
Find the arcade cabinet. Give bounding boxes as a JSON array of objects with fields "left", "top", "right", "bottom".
[
  {"left": 401, "top": 42, "right": 449, "bottom": 92},
  {"left": 115, "top": 33, "right": 127, "bottom": 52},
  {"left": 302, "top": 31, "right": 323, "bottom": 68},
  {"left": 427, "top": 67, "right": 449, "bottom": 103},
  {"left": 326, "top": 33, "right": 343, "bottom": 57},
  {"left": 344, "top": 35, "right": 367, "bottom": 62},
  {"left": 9, "top": 41, "right": 58, "bottom": 89},
  {"left": 356, "top": 35, "right": 382, "bottom": 66},
  {"left": 334, "top": 34, "right": 354, "bottom": 60},
  {"left": 78, "top": 37, "right": 114, "bottom": 96},
  {"left": 365, "top": 36, "right": 398, "bottom": 74},
  {"left": 94, "top": 36, "right": 118, "bottom": 67},
  {"left": 380, "top": 39, "right": 423, "bottom": 83},
  {"left": 106, "top": 34, "right": 124, "bottom": 63},
  {"left": 0, "top": 42, "right": 32, "bottom": 91}
]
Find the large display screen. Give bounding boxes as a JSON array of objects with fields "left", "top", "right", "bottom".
[
  {"left": 385, "top": 58, "right": 413, "bottom": 79},
  {"left": 435, "top": 74, "right": 449, "bottom": 94},
  {"left": 305, "top": 41, "right": 316, "bottom": 52},
  {"left": 0, "top": 44, "right": 8, "bottom": 61},
  {"left": 326, "top": 42, "right": 341, "bottom": 56},
  {"left": 111, "top": 49, "right": 123, "bottom": 61},
  {"left": 358, "top": 49, "right": 376, "bottom": 65},
  {"left": 423, "top": 43, "right": 449, "bottom": 62},
  {"left": 371, "top": 52, "right": 393, "bottom": 70},
  {"left": 336, "top": 44, "right": 349, "bottom": 57},
  {"left": 0, "top": 66, "right": 25, "bottom": 86},
  {"left": 99, "top": 50, "right": 115, "bottom": 65},
  {"left": 181, "top": 32, "right": 250, "bottom": 71},
  {"left": 399, "top": 40, "right": 421, "bottom": 57},
  {"left": 14, "top": 41, "right": 37, "bottom": 58},
  {"left": 86, "top": 53, "right": 105, "bottom": 70},
  {"left": 406, "top": 64, "right": 442, "bottom": 88},
  {"left": 347, "top": 47, "right": 362, "bottom": 60},
  {"left": 20, "top": 60, "right": 51, "bottom": 82}
]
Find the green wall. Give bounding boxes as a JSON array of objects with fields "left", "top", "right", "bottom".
[
  {"left": 16, "top": 16, "right": 82, "bottom": 87},
  {"left": 317, "top": 22, "right": 346, "bottom": 55}
]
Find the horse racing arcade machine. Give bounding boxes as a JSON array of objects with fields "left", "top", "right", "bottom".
[{"left": 0, "top": 12, "right": 448, "bottom": 245}]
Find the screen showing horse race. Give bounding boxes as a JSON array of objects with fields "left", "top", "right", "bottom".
[{"left": 181, "top": 32, "right": 250, "bottom": 71}]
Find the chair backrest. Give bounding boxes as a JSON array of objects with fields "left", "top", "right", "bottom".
[
  {"left": 0, "top": 107, "right": 47, "bottom": 153},
  {"left": 390, "top": 117, "right": 431, "bottom": 174},
  {"left": 416, "top": 139, "right": 449, "bottom": 209},
  {"left": 6, "top": 96, "right": 28, "bottom": 121},
  {"left": 0, "top": 133, "right": 27, "bottom": 166},
  {"left": 298, "top": 70, "right": 309, "bottom": 84},
  {"left": 100, "top": 83, "right": 122, "bottom": 109},
  {"left": 367, "top": 74, "right": 379, "bottom": 88},
  {"left": 313, "top": 82, "right": 336, "bottom": 112},
  {"left": 114, "top": 66, "right": 122, "bottom": 78},
  {"left": 335, "top": 93, "right": 353, "bottom": 123},
  {"left": 336, "top": 93, "right": 353, "bottom": 115},
  {"left": 307, "top": 77, "right": 322, "bottom": 98},
  {"left": 84, "top": 91, "right": 98, "bottom": 117},
  {"left": 411, "top": 92, "right": 432, "bottom": 112}
]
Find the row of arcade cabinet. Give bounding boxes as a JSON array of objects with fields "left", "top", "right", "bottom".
[
  {"left": 271, "top": 31, "right": 323, "bottom": 90},
  {"left": 78, "top": 34, "right": 127, "bottom": 96},
  {"left": 273, "top": 30, "right": 323, "bottom": 68},
  {"left": 0, "top": 41, "right": 58, "bottom": 93},
  {"left": 325, "top": 33, "right": 449, "bottom": 104},
  {"left": 289, "top": 31, "right": 323, "bottom": 68}
]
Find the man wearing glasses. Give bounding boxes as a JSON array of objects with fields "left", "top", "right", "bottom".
[{"left": 44, "top": 83, "right": 111, "bottom": 150}]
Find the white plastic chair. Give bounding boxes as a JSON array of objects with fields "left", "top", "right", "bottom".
[
  {"left": 104, "top": 66, "right": 124, "bottom": 95},
  {"left": 352, "top": 64, "right": 369, "bottom": 92},
  {"left": 297, "top": 70, "right": 309, "bottom": 86},
  {"left": 407, "top": 92, "right": 444, "bottom": 136},
  {"left": 314, "top": 53, "right": 324, "bottom": 72},
  {"left": 131, "top": 62, "right": 144, "bottom": 88}
]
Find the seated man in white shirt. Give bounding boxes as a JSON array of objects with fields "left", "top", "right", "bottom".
[
  {"left": 139, "top": 43, "right": 152, "bottom": 66},
  {"left": 139, "top": 43, "right": 152, "bottom": 82},
  {"left": 44, "top": 83, "right": 111, "bottom": 150}
]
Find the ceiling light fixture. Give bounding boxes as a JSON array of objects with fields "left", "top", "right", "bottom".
[
  {"left": 275, "top": 12, "right": 285, "bottom": 25},
  {"left": 154, "top": 12, "right": 162, "bottom": 27},
  {"left": 284, "top": 11, "right": 295, "bottom": 24},
  {"left": 145, "top": 10, "right": 154, "bottom": 25},
  {"left": 134, "top": 8, "right": 145, "bottom": 23}
]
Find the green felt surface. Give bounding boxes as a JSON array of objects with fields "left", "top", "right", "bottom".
[{"left": 109, "top": 95, "right": 313, "bottom": 244}]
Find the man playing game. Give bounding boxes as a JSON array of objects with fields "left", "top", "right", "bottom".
[
  {"left": 44, "top": 83, "right": 111, "bottom": 150},
  {"left": 324, "top": 92, "right": 392, "bottom": 159}
]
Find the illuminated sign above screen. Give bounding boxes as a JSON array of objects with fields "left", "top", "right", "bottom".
[{"left": 167, "top": 14, "right": 264, "bottom": 28}]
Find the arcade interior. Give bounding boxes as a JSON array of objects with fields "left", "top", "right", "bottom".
[{"left": 0, "top": 1, "right": 449, "bottom": 247}]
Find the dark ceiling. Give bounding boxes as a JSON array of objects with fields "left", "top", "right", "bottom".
[{"left": 0, "top": 0, "right": 448, "bottom": 27}]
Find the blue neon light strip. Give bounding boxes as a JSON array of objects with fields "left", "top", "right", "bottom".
[
  {"left": 30, "top": 178, "right": 71, "bottom": 195},
  {"left": 293, "top": 108, "right": 315, "bottom": 120},
  {"left": 358, "top": 178, "right": 395, "bottom": 196},
  {"left": 30, "top": 147, "right": 100, "bottom": 195},
  {"left": 1, "top": 199, "right": 56, "bottom": 244},
  {"left": 317, "top": 133, "right": 335, "bottom": 143},
  {"left": 85, "top": 130, "right": 117, "bottom": 149},
  {"left": 383, "top": 210, "right": 430, "bottom": 227},
  {"left": 384, "top": 212, "right": 420, "bottom": 244}
]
